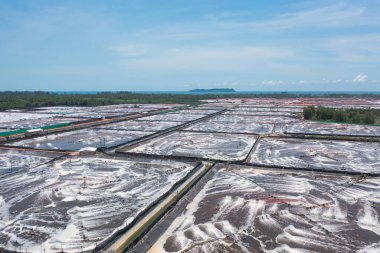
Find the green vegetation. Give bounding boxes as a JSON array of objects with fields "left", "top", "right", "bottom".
[
  {"left": 303, "top": 106, "right": 380, "bottom": 125},
  {"left": 1, "top": 91, "right": 380, "bottom": 111},
  {"left": 0, "top": 91, "right": 204, "bottom": 110}
]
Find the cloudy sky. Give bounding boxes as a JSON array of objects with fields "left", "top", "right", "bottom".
[{"left": 0, "top": 0, "right": 379, "bottom": 91}]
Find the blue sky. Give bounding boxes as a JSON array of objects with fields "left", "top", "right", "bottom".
[{"left": 0, "top": 0, "right": 379, "bottom": 91}]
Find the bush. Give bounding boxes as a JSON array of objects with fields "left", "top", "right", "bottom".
[{"left": 303, "top": 106, "right": 379, "bottom": 125}]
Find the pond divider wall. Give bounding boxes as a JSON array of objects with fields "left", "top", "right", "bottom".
[{"left": 99, "top": 161, "right": 214, "bottom": 253}]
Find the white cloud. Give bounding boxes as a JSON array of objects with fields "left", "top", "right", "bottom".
[
  {"left": 353, "top": 73, "right": 368, "bottom": 82},
  {"left": 262, "top": 80, "right": 283, "bottom": 86},
  {"left": 298, "top": 80, "right": 309, "bottom": 84},
  {"left": 261, "top": 76, "right": 374, "bottom": 87}
]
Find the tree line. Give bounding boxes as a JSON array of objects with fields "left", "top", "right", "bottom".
[
  {"left": 0, "top": 91, "right": 202, "bottom": 110},
  {"left": 303, "top": 106, "right": 380, "bottom": 125},
  {"left": 1, "top": 91, "right": 380, "bottom": 112}
]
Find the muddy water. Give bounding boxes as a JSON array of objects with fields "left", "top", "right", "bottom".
[
  {"left": 9, "top": 129, "right": 154, "bottom": 150},
  {"left": 0, "top": 149, "right": 61, "bottom": 175},
  {"left": 129, "top": 132, "right": 258, "bottom": 161},
  {"left": 285, "top": 122, "right": 380, "bottom": 136},
  {"left": 186, "top": 120, "right": 274, "bottom": 134},
  {"left": 0, "top": 157, "right": 196, "bottom": 252},
  {"left": 249, "top": 138, "right": 380, "bottom": 174},
  {"left": 150, "top": 165, "right": 380, "bottom": 253},
  {"left": 95, "top": 120, "right": 184, "bottom": 131}
]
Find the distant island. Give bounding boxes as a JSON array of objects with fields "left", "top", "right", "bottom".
[{"left": 189, "top": 88, "right": 236, "bottom": 93}]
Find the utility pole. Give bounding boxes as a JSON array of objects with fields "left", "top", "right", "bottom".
[{"left": 82, "top": 176, "right": 87, "bottom": 189}]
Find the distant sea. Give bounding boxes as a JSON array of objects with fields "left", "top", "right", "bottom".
[{"left": 52, "top": 91, "right": 380, "bottom": 95}]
